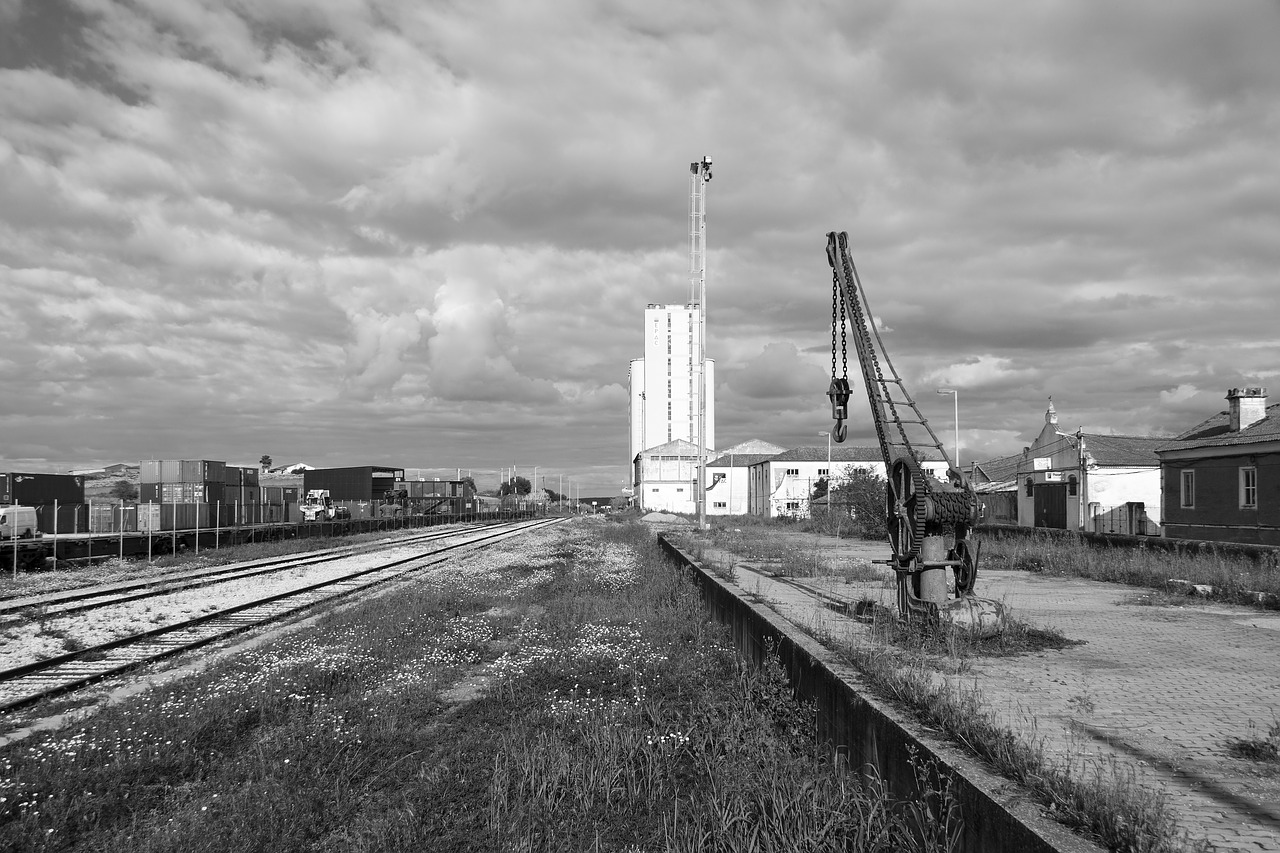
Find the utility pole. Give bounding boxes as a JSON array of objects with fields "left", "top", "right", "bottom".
[{"left": 690, "top": 155, "right": 712, "bottom": 530}]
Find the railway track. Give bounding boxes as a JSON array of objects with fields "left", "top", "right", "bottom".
[
  {"left": 0, "top": 516, "right": 563, "bottom": 716},
  {"left": 0, "top": 520, "right": 504, "bottom": 619}
]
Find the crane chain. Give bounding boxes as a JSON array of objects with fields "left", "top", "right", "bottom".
[
  {"left": 931, "top": 490, "right": 976, "bottom": 526},
  {"left": 831, "top": 235, "right": 893, "bottom": 466}
]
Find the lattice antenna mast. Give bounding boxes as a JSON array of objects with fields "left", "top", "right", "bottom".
[{"left": 690, "top": 156, "right": 712, "bottom": 529}]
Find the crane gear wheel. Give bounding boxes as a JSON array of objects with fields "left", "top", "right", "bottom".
[
  {"left": 887, "top": 457, "right": 928, "bottom": 563},
  {"left": 951, "top": 538, "right": 978, "bottom": 595}
]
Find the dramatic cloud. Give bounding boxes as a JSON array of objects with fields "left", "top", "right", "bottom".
[{"left": 2, "top": 0, "right": 1278, "bottom": 492}]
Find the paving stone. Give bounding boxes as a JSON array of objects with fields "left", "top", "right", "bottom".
[{"left": 700, "top": 533, "right": 1280, "bottom": 852}]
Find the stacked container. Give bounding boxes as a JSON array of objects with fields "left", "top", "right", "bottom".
[
  {"left": 138, "top": 460, "right": 226, "bottom": 529},
  {"left": 221, "top": 466, "right": 263, "bottom": 522}
]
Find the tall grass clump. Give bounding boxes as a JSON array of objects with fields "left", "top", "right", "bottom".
[{"left": 981, "top": 529, "right": 1280, "bottom": 606}]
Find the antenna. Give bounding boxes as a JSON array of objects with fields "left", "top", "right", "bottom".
[{"left": 690, "top": 156, "right": 712, "bottom": 529}]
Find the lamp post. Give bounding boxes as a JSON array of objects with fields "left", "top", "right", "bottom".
[
  {"left": 817, "top": 431, "right": 831, "bottom": 515},
  {"left": 935, "top": 388, "right": 960, "bottom": 470},
  {"left": 817, "top": 431, "right": 831, "bottom": 476}
]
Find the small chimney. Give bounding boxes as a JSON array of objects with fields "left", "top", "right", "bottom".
[{"left": 1227, "top": 387, "right": 1268, "bottom": 432}]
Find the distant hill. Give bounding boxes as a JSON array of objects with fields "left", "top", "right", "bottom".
[{"left": 267, "top": 463, "right": 314, "bottom": 474}]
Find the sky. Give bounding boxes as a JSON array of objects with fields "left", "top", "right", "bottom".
[{"left": 1, "top": 1, "right": 1278, "bottom": 494}]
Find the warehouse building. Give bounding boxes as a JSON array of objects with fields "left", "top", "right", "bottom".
[{"left": 303, "top": 466, "right": 406, "bottom": 502}]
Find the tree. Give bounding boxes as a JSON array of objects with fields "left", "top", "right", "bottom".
[
  {"left": 498, "top": 476, "right": 532, "bottom": 497},
  {"left": 810, "top": 476, "right": 829, "bottom": 501},
  {"left": 260, "top": 455, "right": 272, "bottom": 471},
  {"left": 460, "top": 476, "right": 477, "bottom": 495},
  {"left": 827, "top": 466, "right": 888, "bottom": 540},
  {"left": 109, "top": 479, "right": 138, "bottom": 502}
]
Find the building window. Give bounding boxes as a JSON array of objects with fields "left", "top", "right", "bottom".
[
  {"left": 785, "top": 501, "right": 800, "bottom": 511},
  {"left": 1025, "top": 477, "right": 1033, "bottom": 497},
  {"left": 785, "top": 468, "right": 799, "bottom": 476},
  {"left": 1067, "top": 475, "right": 1078, "bottom": 497},
  {"left": 818, "top": 468, "right": 829, "bottom": 477},
  {"left": 651, "top": 488, "right": 659, "bottom": 493},
  {"left": 676, "top": 487, "right": 684, "bottom": 492},
  {"left": 1240, "top": 467, "right": 1257, "bottom": 509},
  {"left": 1180, "top": 470, "right": 1195, "bottom": 508},
  {"left": 713, "top": 501, "right": 726, "bottom": 508}
]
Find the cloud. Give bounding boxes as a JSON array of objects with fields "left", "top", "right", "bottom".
[
  {"left": 726, "top": 343, "right": 827, "bottom": 402},
  {"left": 0, "top": 0, "right": 1277, "bottom": 491}
]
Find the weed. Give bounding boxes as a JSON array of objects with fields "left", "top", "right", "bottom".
[
  {"left": 59, "top": 635, "right": 87, "bottom": 654},
  {"left": 1226, "top": 716, "right": 1280, "bottom": 763}
]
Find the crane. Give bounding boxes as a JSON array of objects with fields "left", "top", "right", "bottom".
[{"left": 824, "top": 231, "right": 1003, "bottom": 636}]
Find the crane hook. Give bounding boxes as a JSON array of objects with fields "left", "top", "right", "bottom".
[{"left": 827, "top": 377, "right": 851, "bottom": 443}]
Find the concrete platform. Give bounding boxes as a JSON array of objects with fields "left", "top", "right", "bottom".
[{"left": 703, "top": 533, "right": 1280, "bottom": 852}]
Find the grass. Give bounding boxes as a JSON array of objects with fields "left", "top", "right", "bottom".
[
  {"left": 852, "top": 599, "right": 1083, "bottom": 662},
  {"left": 813, "top": 608, "right": 1196, "bottom": 853},
  {"left": 980, "top": 529, "right": 1280, "bottom": 609},
  {"left": 668, "top": 525, "right": 1204, "bottom": 852},
  {"left": 1226, "top": 717, "right": 1280, "bottom": 764},
  {"left": 0, "top": 520, "right": 955, "bottom": 852}
]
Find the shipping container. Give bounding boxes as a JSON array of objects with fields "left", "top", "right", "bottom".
[
  {"left": 242, "top": 467, "right": 259, "bottom": 487},
  {"left": 262, "top": 486, "right": 299, "bottom": 504},
  {"left": 142, "top": 460, "right": 228, "bottom": 484},
  {"left": 137, "top": 504, "right": 162, "bottom": 532},
  {"left": 34, "top": 503, "right": 88, "bottom": 534},
  {"left": 168, "top": 503, "right": 209, "bottom": 530},
  {"left": 1, "top": 472, "right": 86, "bottom": 505},
  {"left": 140, "top": 482, "right": 225, "bottom": 504},
  {"left": 89, "top": 505, "right": 140, "bottom": 533}
]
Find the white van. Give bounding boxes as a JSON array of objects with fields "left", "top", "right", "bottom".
[{"left": 0, "top": 506, "right": 39, "bottom": 539}]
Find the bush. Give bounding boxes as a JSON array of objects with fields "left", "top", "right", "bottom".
[{"left": 826, "top": 467, "right": 888, "bottom": 540}]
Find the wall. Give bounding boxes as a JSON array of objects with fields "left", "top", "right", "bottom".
[
  {"left": 635, "top": 305, "right": 715, "bottom": 455},
  {"left": 704, "top": 466, "right": 750, "bottom": 515},
  {"left": 641, "top": 482, "right": 695, "bottom": 514},
  {"left": 657, "top": 535, "right": 1103, "bottom": 853},
  {"left": 1087, "top": 467, "right": 1162, "bottom": 533},
  {"left": 1162, "top": 452, "right": 1280, "bottom": 544}
]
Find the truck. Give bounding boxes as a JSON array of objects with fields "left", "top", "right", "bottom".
[
  {"left": 299, "top": 490, "right": 351, "bottom": 522},
  {"left": 1, "top": 505, "right": 49, "bottom": 571}
]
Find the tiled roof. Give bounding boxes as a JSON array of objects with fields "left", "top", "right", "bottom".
[
  {"left": 1079, "top": 434, "right": 1166, "bottom": 466},
  {"left": 707, "top": 453, "right": 776, "bottom": 468},
  {"left": 717, "top": 439, "right": 787, "bottom": 456},
  {"left": 765, "top": 445, "right": 942, "bottom": 463},
  {"left": 1158, "top": 404, "right": 1280, "bottom": 452},
  {"left": 971, "top": 453, "right": 1021, "bottom": 483}
]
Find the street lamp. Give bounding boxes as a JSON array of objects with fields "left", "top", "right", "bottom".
[
  {"left": 935, "top": 389, "right": 960, "bottom": 471},
  {"left": 817, "top": 430, "right": 832, "bottom": 515}
]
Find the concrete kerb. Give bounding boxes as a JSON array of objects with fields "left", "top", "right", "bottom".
[{"left": 657, "top": 534, "right": 1103, "bottom": 853}]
